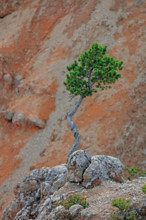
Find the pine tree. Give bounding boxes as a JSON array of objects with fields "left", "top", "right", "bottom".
[{"left": 64, "top": 42, "right": 123, "bottom": 161}]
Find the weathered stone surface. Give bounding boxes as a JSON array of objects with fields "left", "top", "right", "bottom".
[
  {"left": 85, "top": 178, "right": 102, "bottom": 189},
  {"left": 2, "top": 200, "right": 20, "bottom": 220},
  {"left": 11, "top": 112, "right": 45, "bottom": 128},
  {"left": 81, "top": 207, "right": 97, "bottom": 220},
  {"left": 14, "top": 206, "right": 31, "bottom": 220},
  {"left": 5, "top": 110, "right": 13, "bottom": 121},
  {"left": 69, "top": 204, "right": 83, "bottom": 218},
  {"left": 3, "top": 165, "right": 67, "bottom": 220},
  {"left": 12, "top": 112, "right": 25, "bottom": 125},
  {"left": 131, "top": 198, "right": 146, "bottom": 219},
  {"left": 51, "top": 191, "right": 62, "bottom": 203},
  {"left": 31, "top": 118, "right": 45, "bottom": 128},
  {"left": 3, "top": 73, "right": 12, "bottom": 85},
  {"left": 41, "top": 182, "right": 51, "bottom": 197},
  {"left": 47, "top": 206, "right": 71, "bottom": 220},
  {"left": 36, "top": 207, "right": 50, "bottom": 220},
  {"left": 14, "top": 179, "right": 38, "bottom": 197},
  {"left": 83, "top": 155, "right": 124, "bottom": 188},
  {"left": 67, "top": 150, "right": 91, "bottom": 183},
  {"left": 14, "top": 75, "right": 23, "bottom": 86},
  {"left": 2, "top": 157, "right": 145, "bottom": 220}
]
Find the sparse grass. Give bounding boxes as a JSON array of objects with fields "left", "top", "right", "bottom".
[
  {"left": 111, "top": 198, "right": 136, "bottom": 220},
  {"left": 126, "top": 166, "right": 146, "bottom": 181},
  {"left": 141, "top": 184, "right": 146, "bottom": 193},
  {"left": 52, "top": 195, "right": 89, "bottom": 210}
]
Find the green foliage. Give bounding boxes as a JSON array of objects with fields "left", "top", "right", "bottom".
[
  {"left": 111, "top": 198, "right": 136, "bottom": 220},
  {"left": 52, "top": 195, "right": 89, "bottom": 210},
  {"left": 141, "top": 184, "right": 146, "bottom": 193},
  {"left": 112, "top": 198, "right": 130, "bottom": 212},
  {"left": 126, "top": 166, "right": 146, "bottom": 181},
  {"left": 64, "top": 42, "right": 123, "bottom": 98}
]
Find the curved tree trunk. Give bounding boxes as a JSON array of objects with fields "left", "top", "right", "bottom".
[{"left": 66, "top": 96, "right": 83, "bottom": 162}]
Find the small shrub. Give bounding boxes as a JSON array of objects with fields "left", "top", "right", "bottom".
[
  {"left": 53, "top": 195, "right": 89, "bottom": 210},
  {"left": 111, "top": 198, "right": 136, "bottom": 220},
  {"left": 126, "top": 166, "right": 146, "bottom": 181},
  {"left": 141, "top": 184, "right": 146, "bottom": 193},
  {"left": 112, "top": 198, "right": 130, "bottom": 212}
]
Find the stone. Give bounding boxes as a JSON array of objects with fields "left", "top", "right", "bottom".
[
  {"left": 31, "top": 118, "right": 45, "bottom": 128},
  {"left": 81, "top": 207, "right": 97, "bottom": 220},
  {"left": 45, "top": 164, "right": 67, "bottom": 182},
  {"left": 83, "top": 155, "right": 124, "bottom": 188},
  {"left": 85, "top": 178, "right": 101, "bottom": 189},
  {"left": 12, "top": 112, "right": 45, "bottom": 128},
  {"left": 36, "top": 207, "right": 50, "bottom": 220},
  {"left": 5, "top": 110, "right": 13, "bottom": 121},
  {"left": 131, "top": 199, "right": 146, "bottom": 219},
  {"left": 3, "top": 73, "right": 12, "bottom": 85},
  {"left": 14, "top": 179, "right": 38, "bottom": 196},
  {"left": 48, "top": 206, "right": 71, "bottom": 220},
  {"left": 2, "top": 157, "right": 145, "bottom": 220},
  {"left": 14, "top": 206, "right": 31, "bottom": 220},
  {"left": 2, "top": 199, "right": 21, "bottom": 220},
  {"left": 67, "top": 150, "right": 91, "bottom": 183},
  {"left": 14, "top": 75, "right": 23, "bottom": 86},
  {"left": 41, "top": 182, "right": 51, "bottom": 196},
  {"left": 3, "top": 165, "right": 68, "bottom": 219},
  {"left": 69, "top": 204, "right": 83, "bottom": 218},
  {"left": 12, "top": 112, "right": 25, "bottom": 125},
  {"left": 51, "top": 191, "right": 62, "bottom": 202}
]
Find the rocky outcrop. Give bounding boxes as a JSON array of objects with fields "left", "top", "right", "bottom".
[
  {"left": 3, "top": 165, "right": 67, "bottom": 220},
  {"left": 83, "top": 155, "right": 125, "bottom": 188},
  {"left": 3, "top": 151, "right": 145, "bottom": 220},
  {"left": 67, "top": 151, "right": 124, "bottom": 187}
]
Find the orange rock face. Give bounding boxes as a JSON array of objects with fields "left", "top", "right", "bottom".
[{"left": 0, "top": 0, "right": 145, "bottom": 217}]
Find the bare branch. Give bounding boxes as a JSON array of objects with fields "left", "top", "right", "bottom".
[{"left": 87, "top": 67, "right": 93, "bottom": 92}]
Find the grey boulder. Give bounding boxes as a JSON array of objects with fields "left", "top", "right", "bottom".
[
  {"left": 83, "top": 155, "right": 125, "bottom": 188},
  {"left": 67, "top": 150, "right": 91, "bottom": 183}
]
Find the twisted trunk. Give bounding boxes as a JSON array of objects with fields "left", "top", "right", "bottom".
[{"left": 66, "top": 96, "right": 83, "bottom": 162}]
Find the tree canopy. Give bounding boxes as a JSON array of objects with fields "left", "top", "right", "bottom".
[{"left": 64, "top": 42, "right": 123, "bottom": 98}]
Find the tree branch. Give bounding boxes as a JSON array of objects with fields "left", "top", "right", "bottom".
[{"left": 87, "top": 68, "right": 93, "bottom": 92}]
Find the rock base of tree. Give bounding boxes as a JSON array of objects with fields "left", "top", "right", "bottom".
[{"left": 2, "top": 151, "right": 146, "bottom": 220}]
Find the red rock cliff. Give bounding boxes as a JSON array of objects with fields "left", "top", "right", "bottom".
[{"left": 0, "top": 0, "right": 145, "bottom": 217}]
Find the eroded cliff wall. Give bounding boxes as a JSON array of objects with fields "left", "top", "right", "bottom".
[{"left": 0, "top": 0, "right": 145, "bottom": 217}]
